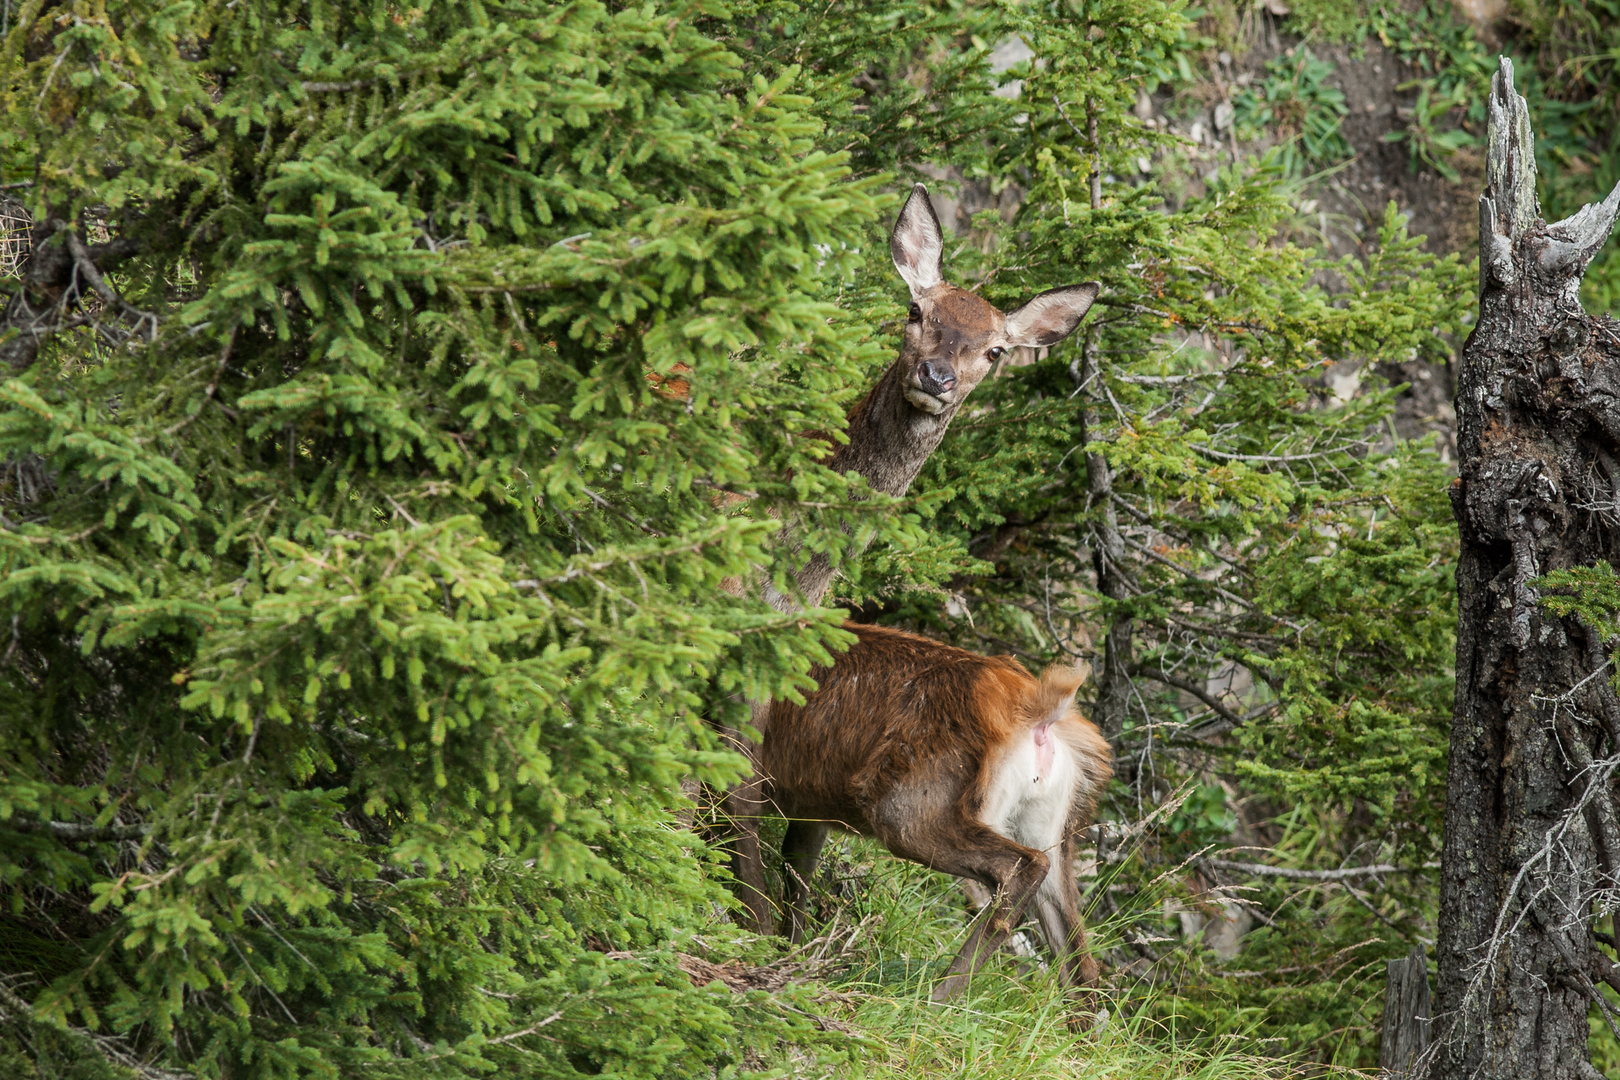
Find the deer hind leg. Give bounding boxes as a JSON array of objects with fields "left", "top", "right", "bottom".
[
  {"left": 781, "top": 820, "right": 830, "bottom": 945},
  {"left": 1032, "top": 833, "right": 1098, "bottom": 987},
  {"left": 880, "top": 818, "right": 1050, "bottom": 1002}
]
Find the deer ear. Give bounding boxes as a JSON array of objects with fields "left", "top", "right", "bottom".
[
  {"left": 890, "top": 184, "right": 945, "bottom": 296},
  {"left": 1004, "top": 283, "right": 1100, "bottom": 347}
]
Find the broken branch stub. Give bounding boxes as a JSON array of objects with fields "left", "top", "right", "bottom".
[
  {"left": 1483, "top": 57, "right": 1538, "bottom": 245},
  {"left": 1478, "top": 55, "right": 1620, "bottom": 299},
  {"left": 1379, "top": 947, "right": 1431, "bottom": 1080}
]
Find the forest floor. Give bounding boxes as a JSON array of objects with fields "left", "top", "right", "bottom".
[{"left": 721, "top": 838, "right": 1314, "bottom": 1078}]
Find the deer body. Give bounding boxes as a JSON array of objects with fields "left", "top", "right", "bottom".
[
  {"left": 760, "top": 623, "right": 1112, "bottom": 1000},
  {"left": 721, "top": 184, "right": 1102, "bottom": 938}
]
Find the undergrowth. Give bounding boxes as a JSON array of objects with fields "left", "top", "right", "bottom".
[
  {"left": 1278, "top": 0, "right": 1620, "bottom": 311},
  {"left": 781, "top": 834, "right": 1360, "bottom": 1079}
]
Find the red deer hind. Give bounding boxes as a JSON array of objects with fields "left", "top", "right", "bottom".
[
  {"left": 760, "top": 623, "right": 1112, "bottom": 1000},
  {"left": 776, "top": 184, "right": 1102, "bottom": 608},
  {"left": 721, "top": 185, "right": 1102, "bottom": 937}
]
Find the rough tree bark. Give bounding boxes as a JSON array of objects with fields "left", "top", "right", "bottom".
[
  {"left": 1433, "top": 58, "right": 1620, "bottom": 1080},
  {"left": 1382, "top": 947, "right": 1432, "bottom": 1079}
]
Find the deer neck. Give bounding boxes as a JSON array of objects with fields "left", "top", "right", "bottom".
[
  {"left": 776, "top": 358, "right": 957, "bottom": 613},
  {"left": 829, "top": 359, "right": 954, "bottom": 497}
]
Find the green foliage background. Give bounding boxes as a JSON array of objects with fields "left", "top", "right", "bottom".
[{"left": 0, "top": 0, "right": 1613, "bottom": 1076}]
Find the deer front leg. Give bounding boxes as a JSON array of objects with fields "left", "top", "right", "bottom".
[
  {"left": 934, "top": 848, "right": 1050, "bottom": 1001},
  {"left": 719, "top": 772, "right": 777, "bottom": 935},
  {"left": 881, "top": 819, "right": 1051, "bottom": 1002},
  {"left": 782, "top": 819, "right": 830, "bottom": 944}
]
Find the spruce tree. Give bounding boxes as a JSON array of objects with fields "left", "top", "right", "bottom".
[{"left": 0, "top": 2, "right": 905, "bottom": 1075}]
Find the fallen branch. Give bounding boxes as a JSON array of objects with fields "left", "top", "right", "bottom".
[{"left": 1202, "top": 858, "right": 1435, "bottom": 882}]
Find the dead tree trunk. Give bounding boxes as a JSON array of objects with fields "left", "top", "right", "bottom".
[{"left": 1433, "top": 58, "right": 1620, "bottom": 1080}]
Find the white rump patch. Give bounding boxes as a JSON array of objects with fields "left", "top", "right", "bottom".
[
  {"left": 979, "top": 722, "right": 1089, "bottom": 936},
  {"left": 981, "top": 721, "right": 1084, "bottom": 912}
]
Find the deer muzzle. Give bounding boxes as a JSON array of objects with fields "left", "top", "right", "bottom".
[{"left": 905, "top": 360, "right": 957, "bottom": 414}]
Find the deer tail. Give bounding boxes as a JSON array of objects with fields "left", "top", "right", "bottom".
[
  {"left": 1019, "top": 663, "right": 1086, "bottom": 730},
  {"left": 1019, "top": 663, "right": 1113, "bottom": 821}
]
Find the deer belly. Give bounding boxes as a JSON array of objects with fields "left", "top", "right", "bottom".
[{"left": 979, "top": 724, "right": 1079, "bottom": 857}]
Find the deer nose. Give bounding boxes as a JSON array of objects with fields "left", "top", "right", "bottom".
[{"left": 918, "top": 360, "right": 957, "bottom": 394}]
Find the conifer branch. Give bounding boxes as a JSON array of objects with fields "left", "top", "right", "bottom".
[{"left": 0, "top": 981, "right": 191, "bottom": 1079}]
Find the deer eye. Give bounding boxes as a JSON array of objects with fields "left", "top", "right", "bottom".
[
  {"left": 988, "top": 346, "right": 1004, "bottom": 360},
  {"left": 908, "top": 302, "right": 922, "bottom": 322}
]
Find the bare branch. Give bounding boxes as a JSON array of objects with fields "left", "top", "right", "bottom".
[
  {"left": 1188, "top": 442, "right": 1361, "bottom": 464},
  {"left": 1203, "top": 858, "right": 1434, "bottom": 882},
  {"left": 6, "top": 818, "right": 149, "bottom": 841},
  {"left": 1132, "top": 663, "right": 1245, "bottom": 726},
  {"left": 1552, "top": 709, "right": 1620, "bottom": 890},
  {"left": 1181, "top": 700, "right": 1282, "bottom": 741},
  {"left": 1592, "top": 950, "right": 1620, "bottom": 997},
  {"left": 162, "top": 327, "right": 237, "bottom": 437},
  {"left": 1117, "top": 532, "right": 1307, "bottom": 629},
  {"left": 1113, "top": 372, "right": 1221, "bottom": 385},
  {"left": 62, "top": 226, "right": 156, "bottom": 338}
]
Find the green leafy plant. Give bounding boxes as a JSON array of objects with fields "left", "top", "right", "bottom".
[
  {"left": 1383, "top": 80, "right": 1474, "bottom": 181},
  {"left": 1232, "top": 48, "right": 1350, "bottom": 175},
  {"left": 0, "top": 2, "right": 897, "bottom": 1075},
  {"left": 1538, "top": 562, "right": 1620, "bottom": 640}
]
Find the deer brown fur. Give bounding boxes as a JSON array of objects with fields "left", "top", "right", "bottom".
[
  {"left": 758, "top": 623, "right": 1112, "bottom": 1001},
  {"left": 720, "top": 184, "right": 1101, "bottom": 937}
]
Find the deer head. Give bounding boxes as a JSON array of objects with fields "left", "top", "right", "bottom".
[
  {"left": 888, "top": 183, "right": 1100, "bottom": 421},
  {"left": 829, "top": 184, "right": 1101, "bottom": 503}
]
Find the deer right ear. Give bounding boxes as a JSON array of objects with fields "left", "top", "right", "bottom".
[
  {"left": 1004, "top": 283, "right": 1100, "bottom": 348},
  {"left": 890, "top": 184, "right": 945, "bottom": 296}
]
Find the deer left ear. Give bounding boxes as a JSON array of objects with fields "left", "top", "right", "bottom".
[{"left": 1004, "top": 283, "right": 1100, "bottom": 347}]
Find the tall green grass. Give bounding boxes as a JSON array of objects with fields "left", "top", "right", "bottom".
[{"left": 778, "top": 838, "right": 1313, "bottom": 1080}]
